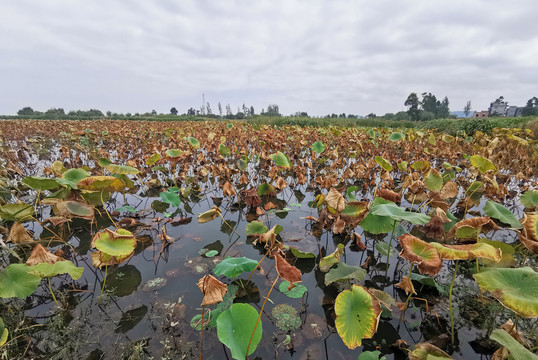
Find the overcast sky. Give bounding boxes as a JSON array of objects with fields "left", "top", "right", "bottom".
[{"left": 1, "top": 1, "right": 537, "bottom": 116}]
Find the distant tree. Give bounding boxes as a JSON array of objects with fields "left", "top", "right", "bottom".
[
  {"left": 17, "top": 107, "right": 35, "bottom": 116},
  {"left": 250, "top": 106, "right": 255, "bottom": 116},
  {"left": 206, "top": 102, "right": 212, "bottom": 115},
  {"left": 383, "top": 113, "right": 395, "bottom": 120},
  {"left": 463, "top": 100, "right": 472, "bottom": 117},
  {"left": 187, "top": 108, "right": 196, "bottom": 116},
  {"left": 125, "top": 113, "right": 132, "bottom": 117},
  {"left": 437, "top": 96, "right": 450, "bottom": 118},
  {"left": 218, "top": 102, "right": 223, "bottom": 118},
  {"left": 106, "top": 111, "right": 112, "bottom": 117},
  {"left": 45, "top": 108, "right": 65, "bottom": 116},
  {"left": 420, "top": 93, "right": 438, "bottom": 116},
  {"left": 347, "top": 114, "right": 357, "bottom": 118},
  {"left": 225, "top": 104, "right": 232, "bottom": 117},
  {"left": 235, "top": 112, "right": 245, "bottom": 119},
  {"left": 330, "top": 113, "right": 338, "bottom": 118},
  {"left": 170, "top": 107, "right": 178, "bottom": 115},
  {"left": 522, "top": 97, "right": 538, "bottom": 116},
  {"left": 151, "top": 109, "right": 157, "bottom": 115},
  {"left": 405, "top": 93, "right": 420, "bottom": 121},
  {"left": 265, "top": 104, "right": 280, "bottom": 116},
  {"left": 394, "top": 111, "right": 411, "bottom": 121}
]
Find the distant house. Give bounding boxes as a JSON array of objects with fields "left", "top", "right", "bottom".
[
  {"left": 450, "top": 111, "right": 475, "bottom": 118},
  {"left": 505, "top": 106, "right": 525, "bottom": 117},
  {"left": 487, "top": 96, "right": 524, "bottom": 117},
  {"left": 473, "top": 111, "right": 488, "bottom": 118}
]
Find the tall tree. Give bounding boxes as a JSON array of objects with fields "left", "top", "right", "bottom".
[
  {"left": 170, "top": 107, "right": 178, "bottom": 115},
  {"left": 420, "top": 92, "right": 438, "bottom": 116},
  {"left": 218, "top": 102, "right": 223, "bottom": 118},
  {"left": 266, "top": 104, "right": 280, "bottom": 116},
  {"left": 463, "top": 100, "right": 472, "bottom": 117},
  {"left": 404, "top": 93, "right": 420, "bottom": 121},
  {"left": 17, "top": 107, "right": 35, "bottom": 115},
  {"left": 437, "top": 97, "right": 450, "bottom": 118},
  {"left": 250, "top": 106, "right": 255, "bottom": 116},
  {"left": 206, "top": 102, "right": 212, "bottom": 115}
]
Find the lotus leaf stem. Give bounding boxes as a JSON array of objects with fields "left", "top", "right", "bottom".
[
  {"left": 248, "top": 251, "right": 268, "bottom": 283},
  {"left": 385, "top": 220, "right": 397, "bottom": 274},
  {"left": 100, "top": 190, "right": 117, "bottom": 229},
  {"left": 246, "top": 274, "right": 279, "bottom": 358},
  {"left": 48, "top": 277, "right": 59, "bottom": 307},
  {"left": 399, "top": 263, "right": 415, "bottom": 324},
  {"left": 449, "top": 260, "right": 459, "bottom": 344},
  {"left": 99, "top": 264, "right": 108, "bottom": 303},
  {"left": 218, "top": 212, "right": 241, "bottom": 238},
  {"left": 199, "top": 304, "right": 205, "bottom": 360}
]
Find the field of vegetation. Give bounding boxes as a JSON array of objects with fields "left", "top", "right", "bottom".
[{"left": 0, "top": 119, "right": 537, "bottom": 359}]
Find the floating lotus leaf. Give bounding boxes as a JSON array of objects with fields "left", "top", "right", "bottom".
[
  {"left": 319, "top": 243, "right": 345, "bottom": 272},
  {"left": 360, "top": 197, "right": 397, "bottom": 234},
  {"left": 518, "top": 213, "right": 538, "bottom": 254},
  {"left": 245, "top": 220, "right": 268, "bottom": 236},
  {"left": 160, "top": 190, "right": 181, "bottom": 207},
  {"left": 166, "top": 149, "right": 182, "bottom": 158},
  {"left": 334, "top": 285, "right": 381, "bottom": 349},
  {"left": 21, "top": 176, "right": 60, "bottom": 191},
  {"left": 288, "top": 247, "right": 315, "bottom": 259},
  {"left": 490, "top": 329, "right": 538, "bottom": 360},
  {"left": 92, "top": 228, "right": 136, "bottom": 257},
  {"left": 483, "top": 200, "right": 522, "bottom": 229},
  {"left": 470, "top": 154, "right": 496, "bottom": 174},
  {"left": 214, "top": 256, "right": 258, "bottom": 279},
  {"left": 58, "top": 168, "right": 90, "bottom": 188},
  {"left": 473, "top": 267, "right": 538, "bottom": 318},
  {"left": 279, "top": 280, "right": 307, "bottom": 298},
  {"left": 375, "top": 156, "right": 392, "bottom": 172},
  {"left": 26, "top": 244, "right": 62, "bottom": 265},
  {"left": 0, "top": 264, "right": 42, "bottom": 299},
  {"left": 216, "top": 143, "right": 231, "bottom": 157},
  {"left": 197, "top": 275, "right": 228, "bottom": 306},
  {"left": 28, "top": 260, "right": 84, "bottom": 280},
  {"left": 325, "top": 263, "right": 366, "bottom": 286},
  {"left": 409, "top": 342, "right": 453, "bottom": 359},
  {"left": 370, "top": 202, "right": 430, "bottom": 225},
  {"left": 77, "top": 176, "right": 125, "bottom": 192},
  {"left": 7, "top": 222, "right": 34, "bottom": 244},
  {"left": 325, "top": 188, "right": 346, "bottom": 213},
  {"left": 187, "top": 136, "right": 200, "bottom": 149},
  {"left": 272, "top": 303, "right": 301, "bottom": 332},
  {"left": 145, "top": 153, "right": 161, "bottom": 166},
  {"left": 106, "top": 164, "right": 140, "bottom": 175},
  {"left": 398, "top": 234, "right": 442, "bottom": 276},
  {"left": 0, "top": 203, "right": 34, "bottom": 221},
  {"left": 269, "top": 151, "right": 291, "bottom": 168},
  {"left": 197, "top": 205, "right": 221, "bottom": 223},
  {"left": 521, "top": 190, "right": 538, "bottom": 210},
  {"left": 430, "top": 242, "right": 502, "bottom": 262},
  {"left": 217, "top": 303, "right": 262, "bottom": 359},
  {"left": 55, "top": 200, "right": 94, "bottom": 220},
  {"left": 424, "top": 169, "right": 443, "bottom": 192},
  {"left": 311, "top": 141, "right": 326, "bottom": 154}
]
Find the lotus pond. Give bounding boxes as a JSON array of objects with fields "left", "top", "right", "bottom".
[{"left": 0, "top": 120, "right": 537, "bottom": 360}]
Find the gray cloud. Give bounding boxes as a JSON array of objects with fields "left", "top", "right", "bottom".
[{"left": 1, "top": 0, "right": 537, "bottom": 116}]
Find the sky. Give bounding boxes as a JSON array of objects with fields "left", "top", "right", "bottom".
[{"left": 1, "top": 0, "right": 537, "bottom": 117}]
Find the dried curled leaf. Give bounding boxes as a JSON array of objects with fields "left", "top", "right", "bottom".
[
  {"left": 518, "top": 213, "right": 538, "bottom": 254},
  {"left": 26, "top": 244, "right": 63, "bottom": 265},
  {"left": 448, "top": 216, "right": 499, "bottom": 240},
  {"left": 325, "top": 188, "right": 346, "bottom": 213},
  {"left": 398, "top": 234, "right": 442, "bottom": 276},
  {"left": 272, "top": 251, "right": 301, "bottom": 287},
  {"left": 197, "top": 275, "right": 228, "bottom": 306},
  {"left": 7, "top": 222, "right": 34, "bottom": 244}
]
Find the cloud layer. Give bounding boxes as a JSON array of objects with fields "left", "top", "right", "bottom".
[{"left": 1, "top": 0, "right": 537, "bottom": 116}]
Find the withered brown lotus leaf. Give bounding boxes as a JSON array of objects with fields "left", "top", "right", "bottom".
[
  {"left": 264, "top": 202, "right": 277, "bottom": 211},
  {"left": 398, "top": 234, "right": 442, "bottom": 276},
  {"left": 242, "top": 188, "right": 261, "bottom": 208},
  {"left": 325, "top": 188, "right": 346, "bottom": 213},
  {"left": 272, "top": 251, "right": 301, "bottom": 288},
  {"left": 353, "top": 233, "right": 366, "bottom": 251},
  {"left": 7, "top": 222, "right": 34, "bottom": 244},
  {"left": 197, "top": 274, "right": 228, "bottom": 306},
  {"left": 44, "top": 216, "right": 72, "bottom": 227},
  {"left": 439, "top": 181, "right": 459, "bottom": 199},
  {"left": 222, "top": 181, "right": 236, "bottom": 197},
  {"left": 377, "top": 188, "right": 401, "bottom": 203},
  {"left": 421, "top": 208, "right": 450, "bottom": 239},
  {"left": 518, "top": 213, "right": 538, "bottom": 253},
  {"left": 274, "top": 176, "right": 287, "bottom": 190},
  {"left": 395, "top": 276, "right": 416, "bottom": 295},
  {"left": 26, "top": 244, "right": 63, "bottom": 265},
  {"left": 332, "top": 216, "right": 346, "bottom": 234},
  {"left": 448, "top": 216, "right": 499, "bottom": 240}
]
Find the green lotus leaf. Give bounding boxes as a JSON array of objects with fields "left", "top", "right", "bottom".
[
  {"left": 55, "top": 200, "right": 94, "bottom": 219},
  {"left": 319, "top": 243, "right": 345, "bottom": 272},
  {"left": 226, "top": 123, "right": 233, "bottom": 130},
  {"left": 237, "top": 158, "right": 248, "bottom": 171},
  {"left": 521, "top": 190, "right": 538, "bottom": 210},
  {"left": 360, "top": 197, "right": 396, "bottom": 234},
  {"left": 97, "top": 158, "right": 112, "bottom": 167},
  {"left": 214, "top": 257, "right": 258, "bottom": 279},
  {"left": 490, "top": 329, "right": 538, "bottom": 360},
  {"left": 279, "top": 280, "right": 308, "bottom": 298},
  {"left": 0, "top": 203, "right": 34, "bottom": 222},
  {"left": 398, "top": 161, "right": 408, "bottom": 172},
  {"left": 430, "top": 242, "right": 501, "bottom": 262},
  {"left": 288, "top": 247, "right": 315, "bottom": 259},
  {"left": 346, "top": 186, "right": 358, "bottom": 201},
  {"left": 21, "top": 176, "right": 60, "bottom": 191},
  {"left": 342, "top": 202, "right": 369, "bottom": 218},
  {"left": 409, "top": 342, "right": 453, "bottom": 359},
  {"left": 477, "top": 237, "right": 515, "bottom": 267},
  {"left": 115, "top": 205, "right": 138, "bottom": 213},
  {"left": 473, "top": 267, "right": 538, "bottom": 318},
  {"left": 470, "top": 155, "right": 496, "bottom": 174},
  {"left": 77, "top": 176, "right": 125, "bottom": 192},
  {"left": 325, "top": 263, "right": 366, "bottom": 286},
  {"left": 93, "top": 229, "right": 137, "bottom": 257},
  {"left": 375, "top": 241, "right": 394, "bottom": 256},
  {"left": 311, "top": 141, "right": 326, "bottom": 154},
  {"left": 411, "top": 160, "right": 431, "bottom": 172},
  {"left": 424, "top": 169, "right": 443, "bottom": 192},
  {"left": 145, "top": 153, "right": 161, "bottom": 166},
  {"left": 59, "top": 168, "right": 90, "bottom": 189},
  {"left": 187, "top": 136, "right": 200, "bottom": 149},
  {"left": 466, "top": 181, "right": 484, "bottom": 198},
  {"left": 218, "top": 143, "right": 231, "bottom": 156},
  {"left": 388, "top": 132, "right": 405, "bottom": 141},
  {"left": 166, "top": 149, "right": 183, "bottom": 158},
  {"left": 106, "top": 164, "right": 140, "bottom": 175},
  {"left": 257, "top": 182, "right": 276, "bottom": 196},
  {"left": 269, "top": 151, "right": 291, "bottom": 168},
  {"left": 28, "top": 260, "right": 84, "bottom": 280},
  {"left": 483, "top": 200, "right": 522, "bottom": 229},
  {"left": 0, "top": 318, "right": 7, "bottom": 346},
  {"left": 334, "top": 285, "right": 381, "bottom": 349},
  {"left": 217, "top": 303, "right": 262, "bottom": 359},
  {"left": 160, "top": 190, "right": 181, "bottom": 207},
  {"left": 358, "top": 350, "right": 386, "bottom": 360},
  {"left": 370, "top": 202, "right": 430, "bottom": 225},
  {"left": 245, "top": 220, "right": 268, "bottom": 236},
  {"left": 374, "top": 156, "right": 392, "bottom": 172},
  {"left": 410, "top": 273, "right": 448, "bottom": 295},
  {"left": 0, "top": 264, "right": 42, "bottom": 299}
]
